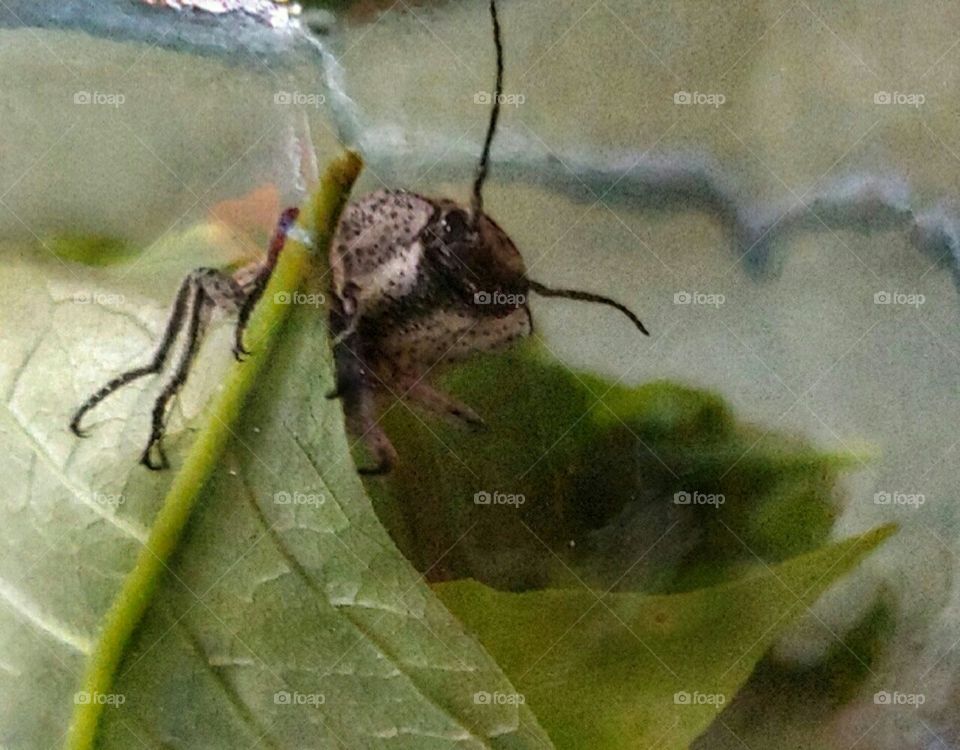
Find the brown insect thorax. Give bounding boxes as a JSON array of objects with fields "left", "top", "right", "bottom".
[{"left": 329, "top": 188, "right": 532, "bottom": 381}]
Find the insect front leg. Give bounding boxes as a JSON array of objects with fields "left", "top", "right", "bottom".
[
  {"left": 329, "top": 341, "right": 398, "bottom": 476},
  {"left": 345, "top": 385, "right": 399, "bottom": 477},
  {"left": 233, "top": 206, "right": 301, "bottom": 360},
  {"left": 141, "top": 267, "right": 252, "bottom": 468},
  {"left": 325, "top": 282, "right": 364, "bottom": 400},
  {"left": 394, "top": 372, "right": 487, "bottom": 431},
  {"left": 70, "top": 266, "right": 247, "bottom": 469},
  {"left": 327, "top": 293, "right": 399, "bottom": 476}
]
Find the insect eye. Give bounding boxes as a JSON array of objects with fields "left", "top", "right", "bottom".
[{"left": 442, "top": 209, "right": 470, "bottom": 242}]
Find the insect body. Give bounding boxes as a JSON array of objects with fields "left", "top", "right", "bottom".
[
  {"left": 69, "top": 0, "right": 648, "bottom": 474},
  {"left": 327, "top": 189, "right": 534, "bottom": 473}
]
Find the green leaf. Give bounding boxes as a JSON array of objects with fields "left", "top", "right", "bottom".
[
  {"left": 435, "top": 524, "right": 895, "bottom": 750},
  {"left": 66, "top": 151, "right": 361, "bottom": 749},
  {"left": 46, "top": 235, "right": 138, "bottom": 267},
  {"left": 369, "top": 344, "right": 864, "bottom": 593},
  {"left": 0, "top": 154, "right": 551, "bottom": 749}
]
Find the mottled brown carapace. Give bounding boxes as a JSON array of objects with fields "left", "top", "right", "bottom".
[
  {"left": 326, "top": 189, "right": 535, "bottom": 473},
  {"left": 69, "top": 0, "right": 648, "bottom": 473}
]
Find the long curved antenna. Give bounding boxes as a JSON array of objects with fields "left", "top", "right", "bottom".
[
  {"left": 528, "top": 279, "right": 650, "bottom": 336},
  {"left": 471, "top": 0, "right": 503, "bottom": 222}
]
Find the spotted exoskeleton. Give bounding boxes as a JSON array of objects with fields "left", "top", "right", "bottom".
[{"left": 70, "top": 0, "right": 648, "bottom": 473}]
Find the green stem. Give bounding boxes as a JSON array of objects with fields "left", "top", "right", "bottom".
[{"left": 65, "top": 151, "right": 363, "bottom": 750}]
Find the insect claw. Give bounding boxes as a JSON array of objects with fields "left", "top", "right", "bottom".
[
  {"left": 69, "top": 420, "right": 90, "bottom": 439},
  {"left": 140, "top": 442, "right": 169, "bottom": 471},
  {"left": 233, "top": 328, "right": 253, "bottom": 361}
]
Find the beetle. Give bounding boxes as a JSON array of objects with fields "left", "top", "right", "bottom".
[{"left": 69, "top": 0, "right": 648, "bottom": 474}]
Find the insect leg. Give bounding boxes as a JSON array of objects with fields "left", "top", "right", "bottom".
[
  {"left": 328, "top": 335, "right": 397, "bottom": 475},
  {"left": 70, "top": 272, "right": 195, "bottom": 437},
  {"left": 328, "top": 281, "right": 362, "bottom": 349},
  {"left": 326, "top": 283, "right": 362, "bottom": 399},
  {"left": 232, "top": 264, "right": 270, "bottom": 361},
  {"left": 396, "top": 374, "right": 487, "bottom": 430},
  {"left": 141, "top": 285, "right": 212, "bottom": 470},
  {"left": 233, "top": 207, "right": 301, "bottom": 360},
  {"left": 346, "top": 386, "right": 399, "bottom": 476}
]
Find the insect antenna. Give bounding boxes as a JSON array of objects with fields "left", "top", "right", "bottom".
[
  {"left": 471, "top": 0, "right": 503, "bottom": 223},
  {"left": 527, "top": 279, "right": 650, "bottom": 335}
]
